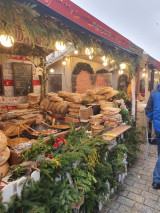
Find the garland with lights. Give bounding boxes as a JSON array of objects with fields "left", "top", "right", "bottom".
[{"left": 0, "top": 0, "right": 140, "bottom": 79}]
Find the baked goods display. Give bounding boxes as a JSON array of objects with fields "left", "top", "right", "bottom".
[
  {"left": 27, "top": 93, "right": 40, "bottom": 108},
  {"left": 0, "top": 131, "right": 10, "bottom": 177},
  {"left": 31, "top": 129, "right": 58, "bottom": 137},
  {"left": 102, "top": 107, "right": 122, "bottom": 128}
]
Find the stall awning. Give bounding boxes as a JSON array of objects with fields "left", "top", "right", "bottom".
[{"left": 36, "top": 0, "right": 143, "bottom": 56}]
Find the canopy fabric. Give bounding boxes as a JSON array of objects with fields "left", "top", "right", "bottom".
[{"left": 37, "top": 0, "right": 143, "bottom": 56}]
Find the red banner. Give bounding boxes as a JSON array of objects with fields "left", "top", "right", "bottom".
[
  {"left": 3, "top": 80, "right": 14, "bottom": 86},
  {"left": 33, "top": 80, "right": 40, "bottom": 86},
  {"left": 37, "top": 0, "right": 142, "bottom": 55}
]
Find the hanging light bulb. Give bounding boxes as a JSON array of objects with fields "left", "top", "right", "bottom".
[
  {"left": 55, "top": 41, "right": 66, "bottom": 51},
  {"left": 89, "top": 55, "right": 93, "bottom": 60},
  {"left": 85, "top": 47, "right": 94, "bottom": 55},
  {"left": 155, "top": 71, "right": 158, "bottom": 74},
  {"left": 120, "top": 63, "right": 126, "bottom": 69},
  {"left": 74, "top": 50, "right": 78, "bottom": 54},
  {"left": 50, "top": 68, "right": 54, "bottom": 73},
  {"left": 62, "top": 60, "right": 66, "bottom": 66},
  {"left": 102, "top": 56, "right": 108, "bottom": 62},
  {"left": 118, "top": 70, "right": 123, "bottom": 75},
  {"left": 103, "top": 61, "right": 108, "bottom": 66},
  {"left": 142, "top": 73, "right": 145, "bottom": 77},
  {"left": 0, "top": 35, "right": 14, "bottom": 47}
]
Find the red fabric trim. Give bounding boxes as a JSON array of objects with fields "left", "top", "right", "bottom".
[
  {"left": 38, "top": 0, "right": 130, "bottom": 49},
  {"left": 11, "top": 57, "right": 30, "bottom": 61},
  {"left": 33, "top": 80, "right": 40, "bottom": 86},
  {"left": 3, "top": 80, "right": 14, "bottom": 86}
]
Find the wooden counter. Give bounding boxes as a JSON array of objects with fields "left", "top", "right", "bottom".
[{"left": 102, "top": 125, "right": 131, "bottom": 141}]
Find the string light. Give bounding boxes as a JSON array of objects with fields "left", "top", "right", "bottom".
[
  {"left": 142, "top": 73, "right": 145, "bottom": 77},
  {"left": 0, "top": 35, "right": 14, "bottom": 47},
  {"left": 62, "top": 60, "right": 66, "bottom": 66},
  {"left": 89, "top": 55, "right": 93, "bottom": 60},
  {"left": 55, "top": 41, "right": 66, "bottom": 51},
  {"left": 85, "top": 47, "right": 94, "bottom": 55},
  {"left": 102, "top": 56, "right": 108, "bottom": 62},
  {"left": 74, "top": 50, "right": 78, "bottom": 54},
  {"left": 118, "top": 70, "right": 123, "bottom": 75},
  {"left": 50, "top": 69, "right": 54, "bottom": 73},
  {"left": 103, "top": 61, "right": 107, "bottom": 66},
  {"left": 120, "top": 63, "right": 126, "bottom": 69}
]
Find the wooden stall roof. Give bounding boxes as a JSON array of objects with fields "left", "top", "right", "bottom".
[{"left": 36, "top": 0, "right": 143, "bottom": 56}]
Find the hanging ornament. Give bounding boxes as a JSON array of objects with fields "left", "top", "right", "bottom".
[
  {"left": 55, "top": 41, "right": 66, "bottom": 51},
  {"left": 0, "top": 35, "right": 14, "bottom": 47}
]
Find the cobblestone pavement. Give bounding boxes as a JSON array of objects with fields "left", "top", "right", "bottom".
[{"left": 101, "top": 144, "right": 160, "bottom": 213}]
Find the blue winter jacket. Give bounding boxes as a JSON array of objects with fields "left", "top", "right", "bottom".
[{"left": 146, "top": 84, "right": 160, "bottom": 132}]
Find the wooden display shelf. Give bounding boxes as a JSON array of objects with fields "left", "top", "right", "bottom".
[{"left": 102, "top": 125, "right": 131, "bottom": 142}]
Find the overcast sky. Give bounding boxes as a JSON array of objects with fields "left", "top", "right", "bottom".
[{"left": 71, "top": 0, "right": 160, "bottom": 61}]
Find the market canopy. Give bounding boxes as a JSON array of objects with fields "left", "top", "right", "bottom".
[{"left": 36, "top": 0, "right": 143, "bottom": 56}]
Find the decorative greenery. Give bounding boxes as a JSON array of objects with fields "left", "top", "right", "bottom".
[
  {"left": 119, "top": 120, "right": 143, "bottom": 164},
  {"left": 116, "top": 91, "right": 132, "bottom": 112},
  {"left": 120, "top": 108, "right": 130, "bottom": 123},
  {"left": 96, "top": 69, "right": 109, "bottom": 74},
  {"left": 72, "top": 62, "right": 94, "bottom": 75},
  {"left": 5, "top": 121, "right": 143, "bottom": 213},
  {"left": 0, "top": 0, "right": 140, "bottom": 78}
]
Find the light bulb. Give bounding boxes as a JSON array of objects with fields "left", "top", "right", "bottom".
[
  {"left": 85, "top": 47, "right": 94, "bottom": 55},
  {"left": 50, "top": 69, "right": 54, "bottom": 73},
  {"left": 0, "top": 35, "right": 14, "bottom": 47},
  {"left": 102, "top": 56, "right": 107, "bottom": 62},
  {"left": 103, "top": 61, "right": 107, "bottom": 66},
  {"left": 74, "top": 50, "right": 78, "bottom": 54},
  {"left": 89, "top": 55, "right": 93, "bottom": 60},
  {"left": 55, "top": 41, "right": 66, "bottom": 51},
  {"left": 142, "top": 73, "right": 145, "bottom": 77},
  {"left": 62, "top": 61, "right": 66, "bottom": 65},
  {"left": 120, "top": 63, "right": 126, "bottom": 69},
  {"left": 155, "top": 71, "right": 158, "bottom": 74}
]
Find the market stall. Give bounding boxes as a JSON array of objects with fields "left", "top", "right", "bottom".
[{"left": 0, "top": 0, "right": 145, "bottom": 212}]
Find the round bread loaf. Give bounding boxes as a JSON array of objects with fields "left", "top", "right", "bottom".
[
  {"left": 0, "top": 162, "right": 9, "bottom": 177},
  {"left": 40, "top": 99, "right": 50, "bottom": 111},
  {"left": 0, "top": 130, "right": 7, "bottom": 145},
  {"left": 0, "top": 146, "right": 10, "bottom": 166}
]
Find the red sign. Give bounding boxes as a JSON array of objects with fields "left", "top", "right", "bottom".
[{"left": 37, "top": 0, "right": 142, "bottom": 55}]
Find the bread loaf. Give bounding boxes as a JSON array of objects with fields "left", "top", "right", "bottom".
[
  {"left": 40, "top": 99, "right": 50, "bottom": 111},
  {"left": 68, "top": 108, "right": 80, "bottom": 113},
  {"left": 0, "top": 162, "right": 9, "bottom": 177}
]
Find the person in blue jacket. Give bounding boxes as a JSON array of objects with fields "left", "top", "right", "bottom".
[{"left": 146, "top": 83, "right": 160, "bottom": 189}]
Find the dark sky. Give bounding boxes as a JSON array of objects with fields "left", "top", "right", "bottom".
[{"left": 71, "top": 0, "right": 160, "bottom": 61}]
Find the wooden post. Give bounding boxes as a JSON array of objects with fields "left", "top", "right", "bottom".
[
  {"left": 131, "top": 77, "right": 136, "bottom": 118},
  {"left": 145, "top": 63, "right": 149, "bottom": 104},
  {"left": 135, "top": 67, "right": 141, "bottom": 120}
]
